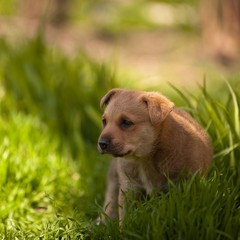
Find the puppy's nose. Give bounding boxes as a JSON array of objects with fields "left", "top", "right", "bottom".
[{"left": 98, "top": 138, "right": 110, "bottom": 151}]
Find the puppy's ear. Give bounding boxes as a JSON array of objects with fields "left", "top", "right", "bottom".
[
  {"left": 100, "top": 88, "right": 122, "bottom": 108},
  {"left": 142, "top": 92, "right": 174, "bottom": 125}
]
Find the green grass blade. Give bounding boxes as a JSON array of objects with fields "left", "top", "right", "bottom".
[
  {"left": 169, "top": 82, "right": 194, "bottom": 108},
  {"left": 225, "top": 80, "right": 240, "bottom": 137},
  {"left": 213, "top": 143, "right": 240, "bottom": 159}
]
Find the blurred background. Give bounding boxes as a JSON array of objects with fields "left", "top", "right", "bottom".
[
  {"left": 0, "top": 0, "right": 240, "bottom": 236},
  {"left": 1, "top": 0, "right": 240, "bottom": 88}
]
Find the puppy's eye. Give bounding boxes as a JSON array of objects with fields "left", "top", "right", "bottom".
[
  {"left": 102, "top": 118, "right": 107, "bottom": 127},
  {"left": 120, "top": 119, "right": 134, "bottom": 129}
]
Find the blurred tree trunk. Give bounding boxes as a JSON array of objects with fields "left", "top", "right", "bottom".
[
  {"left": 19, "top": 0, "right": 70, "bottom": 27},
  {"left": 200, "top": 0, "right": 240, "bottom": 65}
]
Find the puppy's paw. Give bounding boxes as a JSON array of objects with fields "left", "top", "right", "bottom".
[{"left": 95, "top": 215, "right": 106, "bottom": 225}]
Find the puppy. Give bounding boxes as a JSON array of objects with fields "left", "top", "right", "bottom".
[{"left": 98, "top": 88, "right": 212, "bottom": 222}]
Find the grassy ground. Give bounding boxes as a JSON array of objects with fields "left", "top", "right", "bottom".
[{"left": 0, "top": 36, "right": 240, "bottom": 239}]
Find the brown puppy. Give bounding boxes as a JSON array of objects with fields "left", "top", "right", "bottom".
[{"left": 98, "top": 88, "right": 212, "bottom": 222}]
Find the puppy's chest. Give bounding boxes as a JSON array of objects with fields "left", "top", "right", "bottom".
[{"left": 119, "top": 160, "right": 158, "bottom": 194}]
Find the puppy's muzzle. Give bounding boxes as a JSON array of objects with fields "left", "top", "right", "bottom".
[{"left": 98, "top": 137, "right": 128, "bottom": 157}]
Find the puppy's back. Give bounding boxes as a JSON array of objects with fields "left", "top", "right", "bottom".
[{"left": 174, "top": 108, "right": 212, "bottom": 172}]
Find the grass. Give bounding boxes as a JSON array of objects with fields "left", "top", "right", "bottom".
[
  {"left": 0, "top": 35, "right": 240, "bottom": 239},
  {"left": 0, "top": 113, "right": 87, "bottom": 238},
  {"left": 0, "top": 35, "right": 116, "bottom": 155}
]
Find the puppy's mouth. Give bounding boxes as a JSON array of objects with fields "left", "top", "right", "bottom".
[
  {"left": 98, "top": 144, "right": 131, "bottom": 158},
  {"left": 99, "top": 149, "right": 132, "bottom": 158},
  {"left": 113, "top": 150, "right": 132, "bottom": 158}
]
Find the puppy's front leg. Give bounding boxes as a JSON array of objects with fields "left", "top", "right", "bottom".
[
  {"left": 118, "top": 184, "right": 132, "bottom": 223},
  {"left": 101, "top": 160, "right": 119, "bottom": 223},
  {"left": 118, "top": 188, "right": 125, "bottom": 223}
]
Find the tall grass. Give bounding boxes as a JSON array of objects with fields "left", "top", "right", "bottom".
[
  {"left": 0, "top": 35, "right": 116, "bottom": 156},
  {"left": 0, "top": 35, "right": 239, "bottom": 238}
]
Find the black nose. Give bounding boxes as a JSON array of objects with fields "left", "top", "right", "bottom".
[{"left": 98, "top": 139, "right": 110, "bottom": 151}]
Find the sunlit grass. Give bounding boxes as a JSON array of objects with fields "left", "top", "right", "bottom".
[{"left": 0, "top": 113, "right": 88, "bottom": 238}]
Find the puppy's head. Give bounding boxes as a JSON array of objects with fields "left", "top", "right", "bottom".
[{"left": 98, "top": 88, "right": 174, "bottom": 158}]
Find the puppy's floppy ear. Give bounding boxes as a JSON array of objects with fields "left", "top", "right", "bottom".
[
  {"left": 142, "top": 92, "right": 175, "bottom": 125},
  {"left": 100, "top": 88, "right": 122, "bottom": 108}
]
